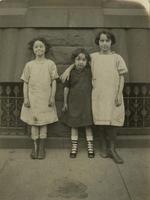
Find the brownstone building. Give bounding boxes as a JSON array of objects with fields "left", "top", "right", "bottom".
[{"left": 0, "top": 0, "right": 150, "bottom": 146}]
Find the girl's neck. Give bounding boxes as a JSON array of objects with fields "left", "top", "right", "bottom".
[
  {"left": 35, "top": 55, "right": 45, "bottom": 61},
  {"left": 75, "top": 65, "right": 85, "bottom": 71},
  {"left": 99, "top": 50, "right": 111, "bottom": 54}
]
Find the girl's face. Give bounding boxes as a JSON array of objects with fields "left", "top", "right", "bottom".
[
  {"left": 99, "top": 33, "right": 111, "bottom": 53},
  {"left": 75, "top": 53, "right": 87, "bottom": 70},
  {"left": 33, "top": 40, "right": 46, "bottom": 57}
]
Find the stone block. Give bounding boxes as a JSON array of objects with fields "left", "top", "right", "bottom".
[
  {"left": 104, "top": 15, "right": 149, "bottom": 28},
  {"left": 0, "top": 1, "right": 28, "bottom": 8},
  {"left": 69, "top": 8, "right": 103, "bottom": 27},
  {"left": 33, "top": 29, "right": 69, "bottom": 46},
  {"left": 0, "top": 15, "right": 25, "bottom": 27},
  {"left": 66, "top": 30, "right": 95, "bottom": 46},
  {"left": 102, "top": 0, "right": 146, "bottom": 9},
  {"left": 126, "top": 29, "right": 150, "bottom": 82},
  {"left": 25, "top": 7, "right": 68, "bottom": 27},
  {"left": 50, "top": 46, "right": 80, "bottom": 64},
  {"left": 29, "top": 0, "right": 102, "bottom": 7},
  {"left": 50, "top": 46, "right": 97, "bottom": 65}
]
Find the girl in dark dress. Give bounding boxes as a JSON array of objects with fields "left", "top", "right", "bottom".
[{"left": 61, "top": 48, "right": 94, "bottom": 158}]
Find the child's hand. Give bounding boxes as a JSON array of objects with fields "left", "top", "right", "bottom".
[
  {"left": 62, "top": 103, "right": 68, "bottom": 112},
  {"left": 24, "top": 98, "right": 30, "bottom": 108},
  {"left": 60, "top": 70, "right": 70, "bottom": 83},
  {"left": 48, "top": 97, "right": 55, "bottom": 107},
  {"left": 60, "top": 64, "right": 74, "bottom": 83},
  {"left": 115, "top": 93, "right": 122, "bottom": 107}
]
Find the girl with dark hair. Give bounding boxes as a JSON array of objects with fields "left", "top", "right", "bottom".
[
  {"left": 61, "top": 31, "right": 128, "bottom": 164},
  {"left": 20, "top": 37, "right": 58, "bottom": 159},
  {"left": 61, "top": 48, "right": 94, "bottom": 158}
]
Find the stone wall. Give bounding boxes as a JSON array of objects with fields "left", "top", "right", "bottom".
[
  {"left": 0, "top": 0, "right": 149, "bottom": 27},
  {"left": 0, "top": 28, "right": 150, "bottom": 82}
]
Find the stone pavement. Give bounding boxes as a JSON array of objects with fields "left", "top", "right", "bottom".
[{"left": 0, "top": 145, "right": 150, "bottom": 200}]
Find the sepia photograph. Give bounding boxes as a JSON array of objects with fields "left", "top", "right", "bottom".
[{"left": 0, "top": 0, "right": 149, "bottom": 200}]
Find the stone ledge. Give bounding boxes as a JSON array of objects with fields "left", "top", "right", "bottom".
[
  {"left": 117, "top": 127, "right": 150, "bottom": 135},
  {"left": 0, "top": 7, "right": 148, "bottom": 28},
  {"left": 0, "top": 134, "right": 150, "bottom": 149}
]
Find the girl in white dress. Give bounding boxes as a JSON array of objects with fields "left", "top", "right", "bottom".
[
  {"left": 20, "top": 38, "right": 58, "bottom": 159},
  {"left": 61, "top": 31, "right": 128, "bottom": 164}
]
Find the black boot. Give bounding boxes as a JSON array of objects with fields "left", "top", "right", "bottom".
[
  {"left": 87, "top": 140, "right": 95, "bottom": 158},
  {"left": 99, "top": 131, "right": 109, "bottom": 158},
  {"left": 108, "top": 141, "right": 124, "bottom": 164},
  {"left": 70, "top": 140, "right": 78, "bottom": 158},
  {"left": 38, "top": 139, "right": 46, "bottom": 159},
  {"left": 99, "top": 138, "right": 109, "bottom": 158},
  {"left": 30, "top": 139, "right": 38, "bottom": 159}
]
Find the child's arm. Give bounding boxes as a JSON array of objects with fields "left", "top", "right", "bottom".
[
  {"left": 115, "top": 75, "right": 124, "bottom": 107},
  {"left": 62, "top": 87, "right": 69, "bottom": 112},
  {"left": 60, "top": 64, "right": 74, "bottom": 83},
  {"left": 23, "top": 82, "right": 30, "bottom": 107},
  {"left": 49, "top": 80, "right": 56, "bottom": 107}
]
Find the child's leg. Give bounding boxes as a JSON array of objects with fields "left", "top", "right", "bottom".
[
  {"left": 99, "top": 126, "right": 109, "bottom": 158},
  {"left": 70, "top": 128, "right": 78, "bottom": 158},
  {"left": 39, "top": 125, "right": 47, "bottom": 139},
  {"left": 85, "top": 126, "right": 95, "bottom": 158},
  {"left": 38, "top": 125, "right": 47, "bottom": 159},
  {"left": 30, "top": 126, "right": 39, "bottom": 159},
  {"left": 106, "top": 126, "right": 123, "bottom": 164}
]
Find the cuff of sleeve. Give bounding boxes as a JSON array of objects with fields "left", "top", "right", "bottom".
[
  {"left": 119, "top": 68, "right": 128, "bottom": 75},
  {"left": 20, "top": 77, "right": 28, "bottom": 83},
  {"left": 52, "top": 74, "right": 59, "bottom": 80}
]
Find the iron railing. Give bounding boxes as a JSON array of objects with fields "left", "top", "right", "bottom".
[{"left": 0, "top": 82, "right": 150, "bottom": 135}]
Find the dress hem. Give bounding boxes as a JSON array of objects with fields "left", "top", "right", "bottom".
[
  {"left": 93, "top": 120, "right": 123, "bottom": 126},
  {"left": 61, "top": 121, "right": 93, "bottom": 128},
  {"left": 21, "top": 118, "right": 58, "bottom": 126}
]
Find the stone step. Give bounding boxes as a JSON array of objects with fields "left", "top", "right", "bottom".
[{"left": 0, "top": 135, "right": 150, "bottom": 149}]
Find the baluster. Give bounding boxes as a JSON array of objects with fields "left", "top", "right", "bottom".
[
  {"left": 0, "top": 85, "right": 3, "bottom": 126},
  {"left": 141, "top": 85, "right": 147, "bottom": 127},
  {"left": 13, "top": 85, "right": 20, "bottom": 127},
  {"left": 6, "top": 85, "right": 11, "bottom": 127},
  {"left": 125, "top": 85, "right": 131, "bottom": 127},
  {"left": 133, "top": 86, "right": 140, "bottom": 127}
]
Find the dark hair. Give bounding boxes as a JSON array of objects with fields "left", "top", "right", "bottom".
[
  {"left": 28, "top": 37, "right": 51, "bottom": 55},
  {"left": 71, "top": 48, "right": 91, "bottom": 66},
  {"left": 95, "top": 31, "right": 116, "bottom": 46}
]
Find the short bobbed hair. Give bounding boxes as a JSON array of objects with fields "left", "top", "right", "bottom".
[
  {"left": 95, "top": 31, "right": 116, "bottom": 46},
  {"left": 28, "top": 37, "right": 51, "bottom": 55}
]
